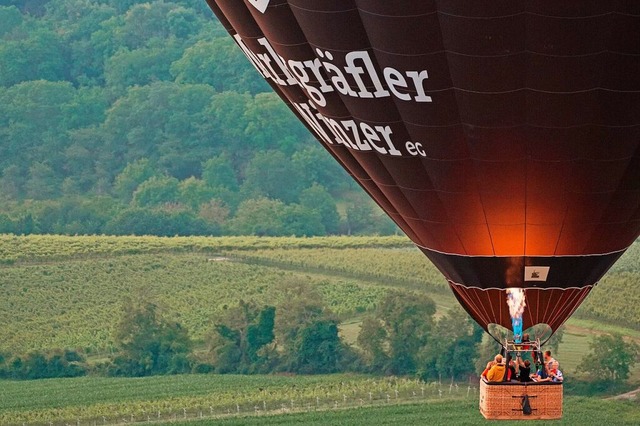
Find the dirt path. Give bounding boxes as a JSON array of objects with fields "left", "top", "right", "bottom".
[
  {"left": 605, "top": 387, "right": 640, "bottom": 400},
  {"left": 564, "top": 323, "right": 640, "bottom": 343}
]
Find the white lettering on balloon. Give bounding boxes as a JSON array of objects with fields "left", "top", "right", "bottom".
[
  {"left": 291, "top": 100, "right": 403, "bottom": 156},
  {"left": 233, "top": 35, "right": 433, "bottom": 108},
  {"left": 233, "top": 35, "right": 433, "bottom": 157},
  {"left": 248, "top": 0, "right": 270, "bottom": 14}
]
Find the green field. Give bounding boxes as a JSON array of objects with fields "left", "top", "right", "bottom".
[
  {"left": 1, "top": 235, "right": 639, "bottom": 359},
  {"left": 0, "top": 374, "right": 460, "bottom": 424},
  {"left": 1, "top": 374, "right": 638, "bottom": 426},
  {"left": 187, "top": 398, "right": 640, "bottom": 426},
  {"left": 1, "top": 235, "right": 639, "bottom": 425}
]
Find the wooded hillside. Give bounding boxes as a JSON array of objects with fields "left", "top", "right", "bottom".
[{"left": 0, "top": 0, "right": 397, "bottom": 236}]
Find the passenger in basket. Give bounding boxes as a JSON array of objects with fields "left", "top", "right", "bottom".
[
  {"left": 485, "top": 354, "right": 506, "bottom": 382},
  {"left": 507, "top": 359, "right": 518, "bottom": 382},
  {"left": 549, "top": 361, "right": 564, "bottom": 382},
  {"left": 530, "top": 364, "right": 545, "bottom": 381},
  {"left": 515, "top": 356, "right": 532, "bottom": 382},
  {"left": 543, "top": 350, "right": 557, "bottom": 376},
  {"left": 534, "top": 360, "right": 563, "bottom": 383}
]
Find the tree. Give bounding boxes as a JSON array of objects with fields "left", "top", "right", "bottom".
[
  {"left": 102, "top": 82, "right": 215, "bottom": 170},
  {"left": 418, "top": 306, "right": 483, "bottom": 380},
  {"left": 104, "top": 45, "right": 182, "bottom": 91},
  {"left": 63, "top": 87, "right": 108, "bottom": 129},
  {"left": 299, "top": 184, "right": 340, "bottom": 234},
  {"left": 281, "top": 204, "right": 325, "bottom": 236},
  {"left": 116, "top": 2, "right": 192, "bottom": 50},
  {"left": 291, "top": 319, "right": 342, "bottom": 374},
  {"left": 207, "top": 301, "right": 276, "bottom": 374},
  {"left": 132, "top": 175, "right": 180, "bottom": 207},
  {"left": 579, "top": 334, "right": 639, "bottom": 382},
  {"left": 113, "top": 158, "right": 157, "bottom": 202},
  {"left": 0, "top": 164, "right": 26, "bottom": 199},
  {"left": 200, "top": 92, "right": 252, "bottom": 162},
  {"left": 202, "top": 155, "right": 238, "bottom": 190},
  {"left": 26, "top": 162, "right": 60, "bottom": 200},
  {"left": 178, "top": 177, "right": 215, "bottom": 211},
  {"left": 35, "top": 196, "right": 116, "bottom": 235},
  {"left": 170, "top": 38, "right": 267, "bottom": 94},
  {"left": 0, "top": 81, "right": 76, "bottom": 173},
  {"left": 0, "top": 5, "right": 22, "bottom": 37},
  {"left": 344, "top": 193, "right": 377, "bottom": 235},
  {"left": 104, "top": 206, "right": 216, "bottom": 237},
  {"left": 0, "top": 213, "right": 15, "bottom": 234},
  {"left": 273, "top": 281, "right": 325, "bottom": 354},
  {"left": 357, "top": 290, "right": 437, "bottom": 375},
  {"left": 241, "top": 150, "right": 303, "bottom": 204},
  {"left": 111, "top": 295, "right": 193, "bottom": 376},
  {"left": 291, "top": 145, "right": 352, "bottom": 193},
  {"left": 0, "top": 26, "right": 66, "bottom": 86},
  {"left": 6, "top": 349, "right": 87, "bottom": 380},
  {"left": 198, "top": 199, "right": 230, "bottom": 229},
  {"left": 243, "top": 93, "right": 308, "bottom": 154},
  {"left": 42, "top": 0, "right": 117, "bottom": 85},
  {"left": 166, "top": 6, "right": 202, "bottom": 39},
  {"left": 228, "top": 197, "right": 287, "bottom": 236},
  {"left": 357, "top": 317, "right": 388, "bottom": 371},
  {"left": 273, "top": 280, "right": 346, "bottom": 373}
]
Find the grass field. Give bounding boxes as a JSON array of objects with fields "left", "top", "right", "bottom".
[
  {"left": 0, "top": 374, "right": 467, "bottom": 425},
  {"left": 1, "top": 374, "right": 638, "bottom": 425},
  {"left": 178, "top": 398, "right": 640, "bottom": 426}
]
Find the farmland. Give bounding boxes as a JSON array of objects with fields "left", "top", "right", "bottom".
[
  {"left": 0, "top": 374, "right": 638, "bottom": 426},
  {"left": 0, "top": 374, "right": 462, "bottom": 425},
  {"left": 0, "top": 253, "right": 391, "bottom": 353},
  {"left": 188, "top": 398, "right": 640, "bottom": 426},
  {"left": 1, "top": 235, "right": 639, "bottom": 425},
  {"left": 0, "top": 235, "right": 638, "bottom": 354}
]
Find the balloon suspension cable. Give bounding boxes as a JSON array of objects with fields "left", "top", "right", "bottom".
[{"left": 503, "top": 338, "right": 542, "bottom": 359}]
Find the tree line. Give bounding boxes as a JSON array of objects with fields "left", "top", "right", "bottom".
[
  {"left": 1, "top": 283, "right": 636, "bottom": 387},
  {"left": 0, "top": 285, "right": 484, "bottom": 381},
  {"left": 0, "top": 0, "right": 397, "bottom": 237}
]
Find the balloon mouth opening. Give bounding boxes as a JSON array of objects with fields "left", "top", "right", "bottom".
[{"left": 487, "top": 323, "right": 553, "bottom": 344}]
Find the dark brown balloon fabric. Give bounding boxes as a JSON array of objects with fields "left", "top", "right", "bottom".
[{"left": 205, "top": 0, "right": 640, "bottom": 336}]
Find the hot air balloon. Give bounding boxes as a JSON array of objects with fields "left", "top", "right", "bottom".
[{"left": 203, "top": 0, "right": 639, "bottom": 351}]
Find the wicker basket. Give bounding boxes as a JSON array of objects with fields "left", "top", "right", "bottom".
[{"left": 479, "top": 379, "right": 563, "bottom": 420}]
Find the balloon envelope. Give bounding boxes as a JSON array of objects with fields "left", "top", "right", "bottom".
[{"left": 205, "top": 0, "right": 640, "bottom": 339}]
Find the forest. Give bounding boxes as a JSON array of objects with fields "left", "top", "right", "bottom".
[{"left": 0, "top": 0, "right": 397, "bottom": 236}]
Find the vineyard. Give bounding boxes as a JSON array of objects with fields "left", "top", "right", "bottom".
[
  {"left": 0, "top": 374, "right": 639, "bottom": 426},
  {"left": 0, "top": 235, "right": 412, "bottom": 264},
  {"left": 0, "top": 253, "right": 391, "bottom": 353},
  {"left": 0, "top": 235, "right": 639, "bottom": 354},
  {"left": 576, "top": 240, "right": 640, "bottom": 330},
  {"left": 0, "top": 374, "right": 467, "bottom": 425},
  {"left": 182, "top": 398, "right": 640, "bottom": 426},
  {"left": 231, "top": 247, "right": 449, "bottom": 292},
  {"left": 1, "top": 235, "right": 639, "bottom": 424}
]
